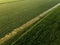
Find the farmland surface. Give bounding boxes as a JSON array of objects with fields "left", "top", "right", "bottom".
[
  {"left": 0, "top": 0, "right": 17, "bottom": 3},
  {"left": 12, "top": 5, "right": 60, "bottom": 45},
  {"left": 0, "top": 0, "right": 60, "bottom": 45},
  {"left": 0, "top": 0, "right": 59, "bottom": 39}
]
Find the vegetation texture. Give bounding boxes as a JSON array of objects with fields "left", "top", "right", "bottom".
[
  {"left": 13, "top": 5, "right": 60, "bottom": 45},
  {"left": 0, "top": 0, "right": 60, "bottom": 45}
]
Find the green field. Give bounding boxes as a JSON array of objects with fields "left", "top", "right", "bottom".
[
  {"left": 0, "top": 0, "right": 60, "bottom": 38},
  {"left": 0, "top": 0, "right": 60, "bottom": 45},
  {"left": 12, "top": 5, "right": 60, "bottom": 45},
  {"left": 0, "top": 0, "right": 17, "bottom": 3}
]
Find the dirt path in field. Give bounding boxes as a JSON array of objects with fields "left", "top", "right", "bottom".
[{"left": 0, "top": 3, "right": 60, "bottom": 45}]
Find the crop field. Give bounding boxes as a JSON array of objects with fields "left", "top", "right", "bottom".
[
  {"left": 12, "top": 5, "right": 60, "bottom": 45},
  {"left": 0, "top": 0, "right": 60, "bottom": 45},
  {"left": 0, "top": 0, "right": 17, "bottom": 3}
]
